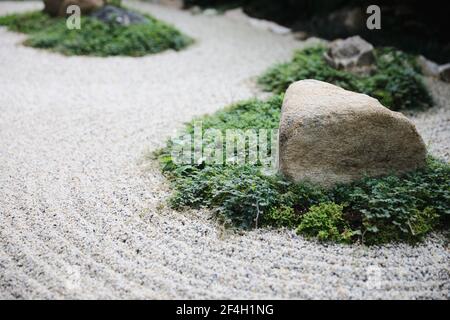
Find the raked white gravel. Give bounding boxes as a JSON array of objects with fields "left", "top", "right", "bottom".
[{"left": 0, "top": 1, "right": 449, "bottom": 299}]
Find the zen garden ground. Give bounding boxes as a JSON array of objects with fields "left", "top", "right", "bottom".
[{"left": 0, "top": 0, "right": 448, "bottom": 300}]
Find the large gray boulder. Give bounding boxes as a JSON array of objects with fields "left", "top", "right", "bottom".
[{"left": 278, "top": 80, "right": 427, "bottom": 187}]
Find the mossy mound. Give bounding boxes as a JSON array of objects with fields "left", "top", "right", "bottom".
[
  {"left": 258, "top": 46, "right": 433, "bottom": 111},
  {"left": 156, "top": 96, "right": 449, "bottom": 245},
  {"left": 0, "top": 10, "right": 193, "bottom": 56}
]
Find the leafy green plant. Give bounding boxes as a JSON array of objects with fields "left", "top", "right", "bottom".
[
  {"left": 0, "top": 10, "right": 56, "bottom": 33},
  {"left": 262, "top": 206, "right": 301, "bottom": 229},
  {"left": 296, "top": 203, "right": 357, "bottom": 243},
  {"left": 258, "top": 46, "right": 433, "bottom": 111},
  {"left": 330, "top": 157, "right": 450, "bottom": 244},
  {"left": 0, "top": 10, "right": 193, "bottom": 56},
  {"left": 156, "top": 94, "right": 449, "bottom": 245}
]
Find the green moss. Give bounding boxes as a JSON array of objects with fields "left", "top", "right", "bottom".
[
  {"left": 0, "top": 10, "right": 193, "bottom": 56},
  {"left": 409, "top": 208, "right": 439, "bottom": 238},
  {"left": 258, "top": 46, "right": 433, "bottom": 111},
  {"left": 331, "top": 157, "right": 450, "bottom": 244},
  {"left": 186, "top": 95, "right": 283, "bottom": 133},
  {"left": 296, "top": 203, "right": 357, "bottom": 243},
  {"left": 262, "top": 206, "right": 301, "bottom": 229},
  {"left": 0, "top": 11, "right": 56, "bottom": 33},
  {"left": 157, "top": 95, "right": 450, "bottom": 245}
]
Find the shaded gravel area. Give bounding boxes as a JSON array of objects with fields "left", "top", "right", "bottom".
[{"left": 0, "top": 1, "right": 448, "bottom": 299}]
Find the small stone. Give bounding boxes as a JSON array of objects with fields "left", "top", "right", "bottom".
[
  {"left": 293, "top": 31, "right": 309, "bottom": 41},
  {"left": 324, "top": 36, "right": 376, "bottom": 76},
  {"left": 224, "top": 7, "right": 246, "bottom": 21},
  {"left": 278, "top": 80, "right": 427, "bottom": 187},
  {"left": 203, "top": 8, "right": 218, "bottom": 16},
  {"left": 438, "top": 63, "right": 450, "bottom": 82},
  {"left": 265, "top": 22, "right": 290, "bottom": 35},
  {"left": 90, "top": 5, "right": 148, "bottom": 26},
  {"left": 189, "top": 6, "right": 202, "bottom": 15},
  {"left": 416, "top": 55, "right": 439, "bottom": 78}
]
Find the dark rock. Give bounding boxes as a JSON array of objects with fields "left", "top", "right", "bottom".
[
  {"left": 438, "top": 63, "right": 450, "bottom": 82},
  {"left": 90, "top": 5, "right": 148, "bottom": 26},
  {"left": 293, "top": 31, "right": 309, "bottom": 41}
]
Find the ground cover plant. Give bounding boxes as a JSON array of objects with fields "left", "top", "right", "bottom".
[
  {"left": 0, "top": 9, "right": 193, "bottom": 56},
  {"left": 258, "top": 46, "right": 433, "bottom": 111},
  {"left": 156, "top": 95, "right": 450, "bottom": 245}
]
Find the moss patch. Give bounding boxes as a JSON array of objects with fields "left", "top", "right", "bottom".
[
  {"left": 0, "top": 10, "right": 193, "bottom": 56},
  {"left": 156, "top": 96, "right": 449, "bottom": 245},
  {"left": 258, "top": 46, "right": 433, "bottom": 111}
]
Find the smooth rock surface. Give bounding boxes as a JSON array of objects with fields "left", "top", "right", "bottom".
[{"left": 279, "top": 80, "right": 427, "bottom": 187}]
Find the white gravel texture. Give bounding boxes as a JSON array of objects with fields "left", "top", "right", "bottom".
[{"left": 0, "top": 1, "right": 449, "bottom": 300}]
